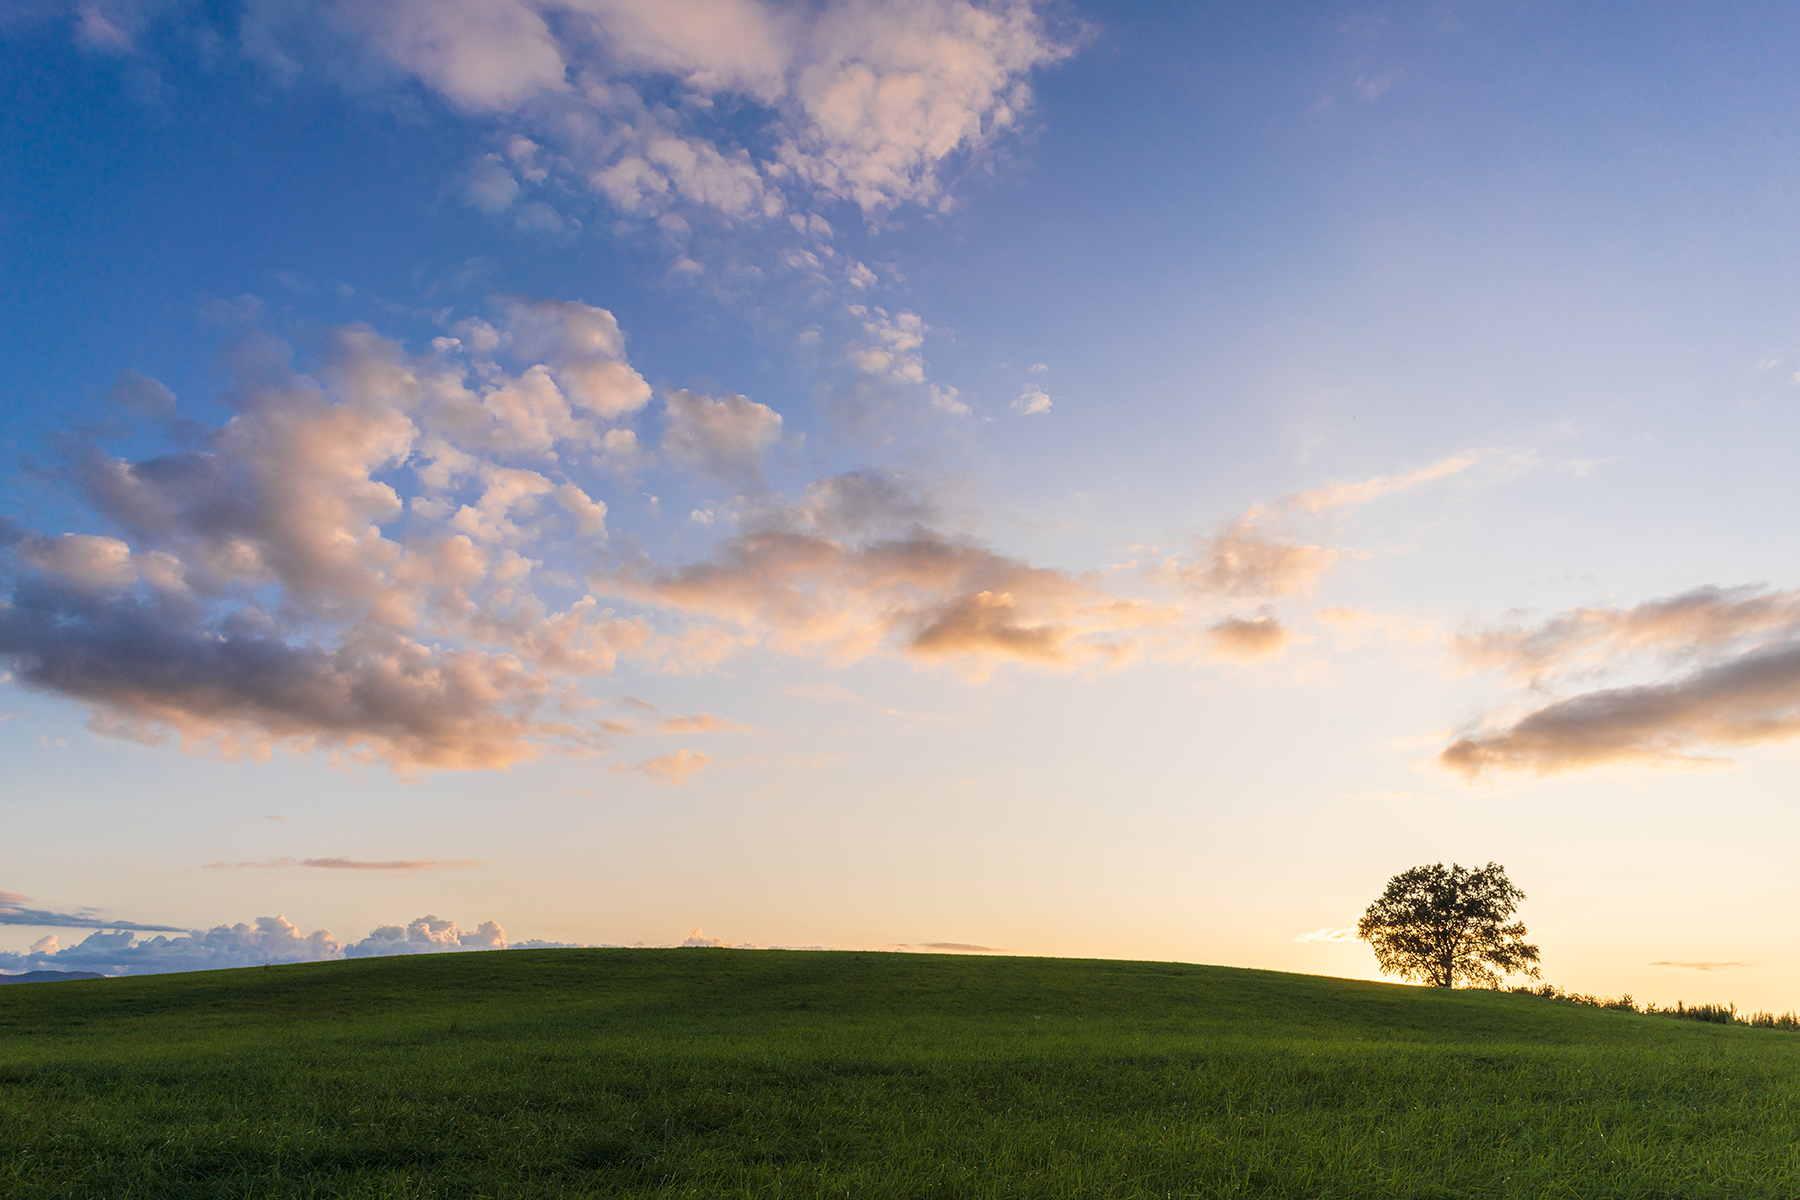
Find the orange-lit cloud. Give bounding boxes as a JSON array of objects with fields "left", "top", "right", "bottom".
[
  {"left": 1160, "top": 453, "right": 1478, "bottom": 600},
  {"left": 1204, "top": 610, "right": 1292, "bottom": 661},
  {"left": 626, "top": 749, "right": 711, "bottom": 785},
  {"left": 604, "top": 525, "right": 1177, "bottom": 678}
]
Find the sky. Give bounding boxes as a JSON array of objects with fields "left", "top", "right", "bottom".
[{"left": 2, "top": 0, "right": 1799, "bottom": 1005}]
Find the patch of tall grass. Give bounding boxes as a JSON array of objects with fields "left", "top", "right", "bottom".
[{"left": 1508, "top": 982, "right": 1800, "bottom": 1029}]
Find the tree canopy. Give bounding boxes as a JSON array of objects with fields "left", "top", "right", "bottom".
[{"left": 1356, "top": 862, "right": 1542, "bottom": 988}]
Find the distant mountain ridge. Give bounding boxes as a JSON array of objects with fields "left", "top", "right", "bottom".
[{"left": 0, "top": 970, "right": 109, "bottom": 985}]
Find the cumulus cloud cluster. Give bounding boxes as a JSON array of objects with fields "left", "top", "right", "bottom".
[
  {"left": 0, "top": 299, "right": 761, "bottom": 774},
  {"left": 9, "top": 308, "right": 1470, "bottom": 777},
  {"left": 0, "top": 910, "right": 574, "bottom": 975},
  {"left": 1440, "top": 584, "right": 1800, "bottom": 778},
  {"left": 0, "top": 301, "right": 1251, "bottom": 773},
  {"left": 236, "top": 0, "right": 1075, "bottom": 223}
]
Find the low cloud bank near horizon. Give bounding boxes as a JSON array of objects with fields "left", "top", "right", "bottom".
[
  {"left": 1440, "top": 584, "right": 1800, "bottom": 779},
  {"left": 0, "top": 913, "right": 580, "bottom": 976}
]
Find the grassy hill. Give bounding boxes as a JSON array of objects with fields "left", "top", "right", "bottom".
[{"left": 2, "top": 949, "right": 1798, "bottom": 1198}]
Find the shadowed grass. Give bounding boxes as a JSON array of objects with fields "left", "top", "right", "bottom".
[{"left": 3, "top": 949, "right": 1799, "bottom": 1197}]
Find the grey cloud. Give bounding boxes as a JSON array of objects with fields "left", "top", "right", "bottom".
[
  {"left": 1456, "top": 584, "right": 1800, "bottom": 685},
  {"left": 1443, "top": 581, "right": 1800, "bottom": 780},
  {"left": 0, "top": 892, "right": 186, "bottom": 932},
  {"left": 1440, "top": 641, "right": 1800, "bottom": 779},
  {"left": 0, "top": 575, "right": 569, "bottom": 773},
  {"left": 106, "top": 369, "right": 178, "bottom": 417}
]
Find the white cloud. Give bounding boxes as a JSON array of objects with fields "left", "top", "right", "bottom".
[
  {"left": 344, "top": 914, "right": 508, "bottom": 957},
  {"left": 0, "top": 916, "right": 340, "bottom": 975},
  {"left": 776, "top": 0, "right": 1076, "bottom": 213},
  {"left": 1012, "top": 385, "right": 1050, "bottom": 415},
  {"left": 660, "top": 388, "right": 783, "bottom": 478},
  {"left": 464, "top": 152, "right": 522, "bottom": 213},
  {"left": 1294, "top": 927, "right": 1357, "bottom": 943},
  {"left": 846, "top": 306, "right": 926, "bottom": 384},
  {"left": 0, "top": 911, "right": 578, "bottom": 974},
  {"left": 244, "top": 0, "right": 1078, "bottom": 220}
]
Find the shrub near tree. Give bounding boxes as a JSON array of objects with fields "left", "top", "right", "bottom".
[{"left": 1358, "top": 862, "right": 1542, "bottom": 988}]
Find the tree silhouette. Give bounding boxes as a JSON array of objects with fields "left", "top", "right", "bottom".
[{"left": 1356, "top": 862, "right": 1542, "bottom": 988}]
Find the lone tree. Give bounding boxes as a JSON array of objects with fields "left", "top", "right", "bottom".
[{"left": 1357, "top": 862, "right": 1541, "bottom": 988}]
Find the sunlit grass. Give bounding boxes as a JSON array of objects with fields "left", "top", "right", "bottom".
[{"left": 4, "top": 949, "right": 1799, "bottom": 1197}]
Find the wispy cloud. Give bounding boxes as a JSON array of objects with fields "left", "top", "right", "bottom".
[
  {"left": 1158, "top": 453, "right": 1481, "bottom": 601},
  {"left": 626, "top": 749, "right": 711, "bottom": 785},
  {"left": 1649, "top": 960, "right": 1752, "bottom": 971},
  {"left": 1294, "top": 927, "right": 1358, "bottom": 943},
  {"left": 0, "top": 891, "right": 187, "bottom": 932},
  {"left": 200, "top": 857, "right": 477, "bottom": 872}
]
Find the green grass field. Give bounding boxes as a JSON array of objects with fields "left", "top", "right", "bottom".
[{"left": 3, "top": 949, "right": 1798, "bottom": 1198}]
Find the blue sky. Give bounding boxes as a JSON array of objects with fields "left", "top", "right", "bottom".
[{"left": 3, "top": 0, "right": 1799, "bottom": 1002}]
